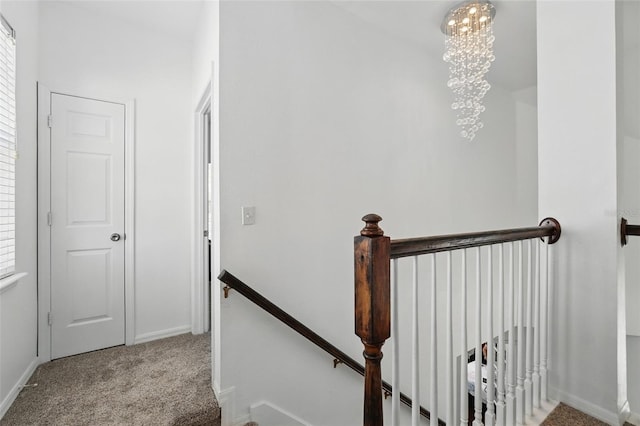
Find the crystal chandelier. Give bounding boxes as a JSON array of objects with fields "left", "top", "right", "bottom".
[{"left": 442, "top": 1, "right": 496, "bottom": 141}]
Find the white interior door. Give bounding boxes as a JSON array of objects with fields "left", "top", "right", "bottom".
[
  {"left": 204, "top": 109, "right": 212, "bottom": 332},
  {"left": 50, "top": 93, "right": 126, "bottom": 359}
]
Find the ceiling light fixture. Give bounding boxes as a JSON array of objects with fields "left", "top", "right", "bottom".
[{"left": 442, "top": 0, "right": 496, "bottom": 141}]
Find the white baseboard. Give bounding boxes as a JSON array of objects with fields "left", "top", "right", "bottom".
[
  {"left": 134, "top": 325, "right": 191, "bottom": 344},
  {"left": 213, "top": 379, "right": 222, "bottom": 396},
  {"left": 627, "top": 411, "right": 640, "bottom": 425},
  {"left": 214, "top": 385, "right": 234, "bottom": 426},
  {"left": 0, "top": 357, "right": 39, "bottom": 419},
  {"left": 250, "top": 401, "right": 311, "bottom": 426},
  {"left": 551, "top": 387, "right": 619, "bottom": 424},
  {"left": 620, "top": 400, "right": 631, "bottom": 425},
  {"left": 526, "top": 399, "right": 559, "bottom": 425},
  {"left": 234, "top": 413, "right": 252, "bottom": 426},
  {"left": 215, "top": 386, "right": 252, "bottom": 426}
]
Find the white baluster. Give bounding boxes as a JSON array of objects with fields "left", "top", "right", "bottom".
[
  {"left": 412, "top": 256, "right": 420, "bottom": 426},
  {"left": 516, "top": 241, "right": 525, "bottom": 425},
  {"left": 486, "top": 246, "right": 495, "bottom": 426},
  {"left": 430, "top": 254, "right": 438, "bottom": 426},
  {"left": 496, "top": 244, "right": 506, "bottom": 426},
  {"left": 391, "top": 259, "right": 400, "bottom": 426},
  {"left": 473, "top": 247, "right": 483, "bottom": 426},
  {"left": 533, "top": 241, "right": 541, "bottom": 409},
  {"left": 525, "top": 240, "right": 533, "bottom": 417},
  {"left": 460, "top": 249, "right": 469, "bottom": 426},
  {"left": 446, "top": 251, "right": 454, "bottom": 425},
  {"left": 506, "top": 243, "right": 516, "bottom": 425},
  {"left": 540, "top": 242, "right": 549, "bottom": 402}
]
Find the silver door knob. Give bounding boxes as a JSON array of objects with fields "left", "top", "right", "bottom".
[{"left": 110, "top": 233, "right": 121, "bottom": 242}]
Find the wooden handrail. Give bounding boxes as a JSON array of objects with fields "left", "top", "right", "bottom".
[
  {"left": 390, "top": 217, "right": 561, "bottom": 259},
  {"left": 354, "top": 214, "right": 562, "bottom": 426},
  {"left": 621, "top": 217, "right": 640, "bottom": 246},
  {"left": 217, "top": 269, "right": 443, "bottom": 425}
]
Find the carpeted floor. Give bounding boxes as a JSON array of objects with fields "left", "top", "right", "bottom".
[
  {"left": 1, "top": 333, "right": 220, "bottom": 426},
  {"left": 541, "top": 403, "right": 607, "bottom": 426},
  {"left": 1, "top": 334, "right": 631, "bottom": 426},
  {"left": 542, "top": 403, "right": 633, "bottom": 426}
]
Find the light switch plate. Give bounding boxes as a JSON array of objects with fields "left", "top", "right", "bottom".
[{"left": 242, "top": 206, "right": 256, "bottom": 225}]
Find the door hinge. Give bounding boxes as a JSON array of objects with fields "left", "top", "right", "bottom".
[
  {"left": 47, "top": 115, "right": 52, "bottom": 128},
  {"left": 203, "top": 230, "right": 209, "bottom": 237},
  {"left": 47, "top": 312, "right": 52, "bottom": 326},
  {"left": 47, "top": 212, "right": 52, "bottom": 227}
]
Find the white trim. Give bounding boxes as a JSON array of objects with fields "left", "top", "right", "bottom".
[
  {"left": 216, "top": 386, "right": 244, "bottom": 426},
  {"left": 37, "top": 83, "right": 52, "bottom": 362},
  {"left": 551, "top": 387, "right": 620, "bottom": 425},
  {"left": 619, "top": 400, "right": 631, "bottom": 425},
  {"left": 526, "top": 398, "right": 559, "bottom": 425},
  {"left": 37, "top": 84, "right": 136, "bottom": 361},
  {"left": 124, "top": 100, "right": 136, "bottom": 346},
  {"left": 213, "top": 379, "right": 222, "bottom": 396},
  {"left": 134, "top": 325, "right": 191, "bottom": 344},
  {"left": 192, "top": 81, "right": 212, "bottom": 335},
  {"left": 214, "top": 386, "right": 231, "bottom": 426},
  {"left": 250, "top": 401, "right": 312, "bottom": 426},
  {"left": 627, "top": 411, "right": 640, "bottom": 425},
  {"left": 0, "top": 272, "right": 27, "bottom": 295},
  {"left": 211, "top": 59, "right": 222, "bottom": 396},
  {"left": 0, "top": 357, "right": 38, "bottom": 419},
  {"left": 233, "top": 413, "right": 252, "bottom": 426}
]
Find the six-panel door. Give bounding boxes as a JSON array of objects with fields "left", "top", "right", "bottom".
[{"left": 50, "top": 93, "right": 126, "bottom": 359}]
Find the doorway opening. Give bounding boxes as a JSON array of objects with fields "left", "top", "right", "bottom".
[
  {"left": 204, "top": 106, "right": 212, "bottom": 332},
  {"left": 193, "top": 83, "right": 213, "bottom": 334}
]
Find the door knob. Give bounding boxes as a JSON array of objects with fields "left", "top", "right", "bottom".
[{"left": 110, "top": 233, "right": 121, "bottom": 242}]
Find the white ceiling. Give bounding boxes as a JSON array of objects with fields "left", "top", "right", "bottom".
[{"left": 59, "top": 0, "right": 538, "bottom": 90}]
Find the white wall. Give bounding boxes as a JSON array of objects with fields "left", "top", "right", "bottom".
[
  {"left": 514, "top": 86, "right": 539, "bottom": 223},
  {"left": 190, "top": 0, "right": 221, "bottom": 391},
  {"left": 0, "top": 0, "right": 39, "bottom": 416},
  {"left": 623, "top": 137, "right": 640, "bottom": 339},
  {"left": 628, "top": 336, "right": 640, "bottom": 420},
  {"left": 537, "top": 1, "right": 625, "bottom": 423},
  {"left": 618, "top": 0, "right": 640, "bottom": 418},
  {"left": 192, "top": 1, "right": 219, "bottom": 108},
  {"left": 217, "top": 1, "right": 537, "bottom": 423},
  {"left": 38, "top": 2, "right": 194, "bottom": 342}
]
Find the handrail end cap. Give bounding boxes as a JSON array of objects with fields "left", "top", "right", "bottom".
[{"left": 539, "top": 217, "right": 561, "bottom": 244}]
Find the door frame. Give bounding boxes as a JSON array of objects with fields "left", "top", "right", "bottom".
[
  {"left": 37, "top": 84, "right": 136, "bottom": 362},
  {"left": 192, "top": 81, "right": 212, "bottom": 334}
]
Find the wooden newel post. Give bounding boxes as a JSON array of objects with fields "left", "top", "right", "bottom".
[{"left": 355, "top": 214, "right": 391, "bottom": 426}]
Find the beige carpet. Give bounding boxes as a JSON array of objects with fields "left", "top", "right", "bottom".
[
  {"left": 542, "top": 403, "right": 634, "bottom": 426},
  {"left": 1, "top": 333, "right": 220, "bottom": 425},
  {"left": 2, "top": 333, "right": 629, "bottom": 426}
]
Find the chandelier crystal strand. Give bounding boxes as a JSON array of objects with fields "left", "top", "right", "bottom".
[{"left": 442, "top": 1, "right": 495, "bottom": 141}]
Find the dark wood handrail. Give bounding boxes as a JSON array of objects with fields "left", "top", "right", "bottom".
[
  {"left": 217, "top": 269, "right": 443, "bottom": 425},
  {"left": 390, "top": 217, "right": 561, "bottom": 259},
  {"left": 621, "top": 217, "right": 640, "bottom": 246},
  {"left": 354, "top": 214, "right": 562, "bottom": 426}
]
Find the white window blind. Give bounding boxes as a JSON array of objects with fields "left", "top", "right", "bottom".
[{"left": 0, "top": 15, "right": 16, "bottom": 279}]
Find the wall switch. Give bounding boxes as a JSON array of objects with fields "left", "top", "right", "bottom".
[{"left": 242, "top": 206, "right": 256, "bottom": 225}]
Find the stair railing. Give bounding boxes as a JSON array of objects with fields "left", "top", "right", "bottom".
[
  {"left": 354, "top": 214, "right": 561, "bottom": 426},
  {"left": 217, "top": 270, "right": 441, "bottom": 424}
]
